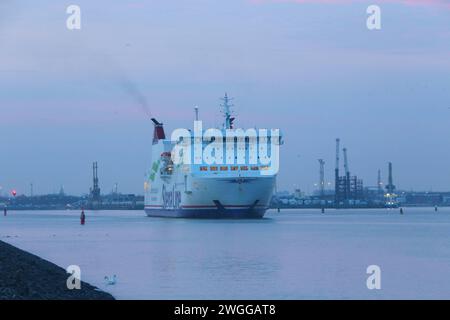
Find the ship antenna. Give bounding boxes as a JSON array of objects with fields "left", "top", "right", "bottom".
[{"left": 220, "top": 93, "right": 234, "bottom": 129}]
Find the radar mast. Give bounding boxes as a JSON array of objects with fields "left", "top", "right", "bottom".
[{"left": 220, "top": 93, "right": 234, "bottom": 129}]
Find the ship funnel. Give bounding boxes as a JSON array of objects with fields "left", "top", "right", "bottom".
[{"left": 151, "top": 118, "right": 166, "bottom": 144}]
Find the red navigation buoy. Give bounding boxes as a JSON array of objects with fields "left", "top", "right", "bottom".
[
  {"left": 80, "top": 209, "right": 86, "bottom": 225},
  {"left": 11, "top": 190, "right": 17, "bottom": 197}
]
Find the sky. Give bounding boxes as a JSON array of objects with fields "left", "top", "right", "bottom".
[{"left": 0, "top": 0, "right": 449, "bottom": 195}]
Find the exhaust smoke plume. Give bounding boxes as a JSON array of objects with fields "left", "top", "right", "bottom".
[{"left": 118, "top": 75, "right": 152, "bottom": 118}]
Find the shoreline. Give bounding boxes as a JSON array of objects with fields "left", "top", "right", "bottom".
[{"left": 0, "top": 241, "right": 114, "bottom": 300}]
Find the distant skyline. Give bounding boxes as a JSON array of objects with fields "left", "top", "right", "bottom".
[{"left": 1, "top": 0, "right": 450, "bottom": 195}]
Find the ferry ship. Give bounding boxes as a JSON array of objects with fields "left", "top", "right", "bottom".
[{"left": 144, "top": 94, "right": 282, "bottom": 218}]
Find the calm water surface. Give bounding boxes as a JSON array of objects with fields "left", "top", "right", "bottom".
[{"left": 1, "top": 208, "right": 450, "bottom": 299}]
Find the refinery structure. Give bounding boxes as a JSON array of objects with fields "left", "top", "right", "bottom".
[
  {"left": 272, "top": 137, "right": 450, "bottom": 209},
  {"left": 334, "top": 139, "right": 365, "bottom": 207}
]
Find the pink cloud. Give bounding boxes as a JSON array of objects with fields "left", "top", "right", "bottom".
[{"left": 251, "top": 0, "right": 450, "bottom": 8}]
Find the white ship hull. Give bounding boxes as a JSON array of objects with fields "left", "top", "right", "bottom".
[{"left": 145, "top": 175, "right": 275, "bottom": 218}]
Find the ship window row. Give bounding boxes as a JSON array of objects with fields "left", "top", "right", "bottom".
[
  {"left": 207, "top": 137, "right": 269, "bottom": 143},
  {"left": 178, "top": 136, "right": 280, "bottom": 144},
  {"left": 199, "top": 165, "right": 269, "bottom": 172}
]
